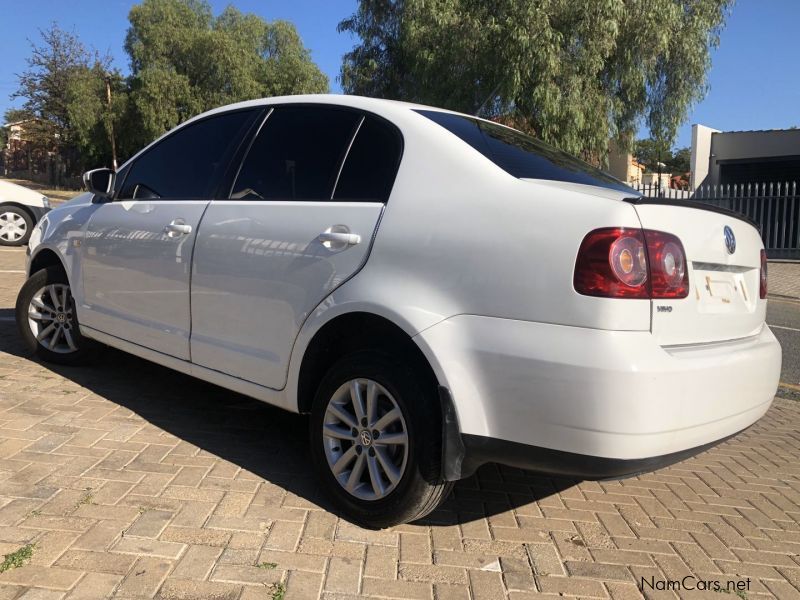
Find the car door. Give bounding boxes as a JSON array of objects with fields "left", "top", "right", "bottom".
[
  {"left": 191, "top": 106, "right": 403, "bottom": 389},
  {"left": 80, "top": 109, "right": 259, "bottom": 360}
]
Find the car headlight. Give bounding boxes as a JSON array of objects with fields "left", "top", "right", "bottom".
[{"left": 41, "top": 196, "right": 51, "bottom": 209}]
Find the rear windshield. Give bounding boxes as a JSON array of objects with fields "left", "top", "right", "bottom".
[{"left": 416, "top": 110, "right": 635, "bottom": 194}]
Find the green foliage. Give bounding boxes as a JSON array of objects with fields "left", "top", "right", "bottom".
[
  {"left": 270, "top": 582, "right": 286, "bottom": 600},
  {"left": 8, "top": 1, "right": 327, "bottom": 176},
  {"left": 0, "top": 544, "right": 35, "bottom": 573},
  {"left": 125, "top": 0, "right": 328, "bottom": 143},
  {"left": 634, "top": 138, "right": 690, "bottom": 174},
  {"left": 340, "top": 0, "right": 733, "bottom": 160},
  {"left": 9, "top": 24, "right": 114, "bottom": 174}
]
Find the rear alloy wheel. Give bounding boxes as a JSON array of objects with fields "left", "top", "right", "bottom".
[
  {"left": 16, "top": 267, "right": 92, "bottom": 365},
  {"left": 322, "top": 378, "right": 409, "bottom": 501},
  {"left": 310, "top": 351, "right": 452, "bottom": 529},
  {"left": 0, "top": 206, "right": 33, "bottom": 246}
]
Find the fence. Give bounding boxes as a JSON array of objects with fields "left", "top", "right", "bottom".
[{"left": 636, "top": 182, "right": 799, "bottom": 260}]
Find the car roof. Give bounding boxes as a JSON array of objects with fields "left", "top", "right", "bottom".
[{"left": 194, "top": 94, "right": 461, "bottom": 124}]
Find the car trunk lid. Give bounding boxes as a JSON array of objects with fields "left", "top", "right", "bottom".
[{"left": 630, "top": 201, "right": 766, "bottom": 346}]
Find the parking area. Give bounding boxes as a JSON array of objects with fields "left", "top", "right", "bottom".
[{"left": 0, "top": 246, "right": 799, "bottom": 599}]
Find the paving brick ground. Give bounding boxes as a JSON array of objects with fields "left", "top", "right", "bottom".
[
  {"left": 0, "top": 246, "right": 799, "bottom": 599},
  {"left": 769, "top": 262, "right": 800, "bottom": 300}
]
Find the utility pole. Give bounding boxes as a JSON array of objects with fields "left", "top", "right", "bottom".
[{"left": 105, "top": 75, "right": 118, "bottom": 171}]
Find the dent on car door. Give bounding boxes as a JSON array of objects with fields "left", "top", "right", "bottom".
[
  {"left": 80, "top": 109, "right": 259, "bottom": 359},
  {"left": 191, "top": 107, "right": 402, "bottom": 389}
]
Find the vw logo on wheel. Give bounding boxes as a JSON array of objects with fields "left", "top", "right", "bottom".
[
  {"left": 360, "top": 430, "right": 373, "bottom": 446},
  {"left": 723, "top": 225, "right": 736, "bottom": 255}
]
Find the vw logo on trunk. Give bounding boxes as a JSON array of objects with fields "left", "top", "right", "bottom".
[{"left": 723, "top": 226, "right": 736, "bottom": 254}]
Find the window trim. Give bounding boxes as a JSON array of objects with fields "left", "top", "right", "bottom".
[
  {"left": 226, "top": 103, "right": 405, "bottom": 204},
  {"left": 113, "top": 106, "right": 263, "bottom": 202}
]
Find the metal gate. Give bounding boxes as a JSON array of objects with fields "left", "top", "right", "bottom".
[{"left": 636, "top": 182, "right": 799, "bottom": 260}]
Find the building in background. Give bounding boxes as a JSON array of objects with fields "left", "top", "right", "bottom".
[
  {"left": 607, "top": 140, "right": 646, "bottom": 186},
  {"left": 691, "top": 125, "right": 800, "bottom": 189}
]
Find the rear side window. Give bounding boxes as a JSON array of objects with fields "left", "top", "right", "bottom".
[
  {"left": 416, "top": 110, "right": 634, "bottom": 194},
  {"left": 119, "top": 109, "right": 257, "bottom": 200},
  {"left": 333, "top": 116, "right": 402, "bottom": 202},
  {"left": 231, "top": 106, "right": 362, "bottom": 201}
]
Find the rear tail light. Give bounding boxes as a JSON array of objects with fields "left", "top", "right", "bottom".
[
  {"left": 574, "top": 227, "right": 689, "bottom": 299},
  {"left": 760, "top": 249, "right": 767, "bottom": 299}
]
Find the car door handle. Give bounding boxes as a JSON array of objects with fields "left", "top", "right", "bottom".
[
  {"left": 164, "top": 220, "right": 192, "bottom": 236},
  {"left": 318, "top": 230, "right": 361, "bottom": 246}
]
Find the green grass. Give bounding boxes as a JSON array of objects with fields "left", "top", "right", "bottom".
[
  {"left": 256, "top": 562, "right": 277, "bottom": 570},
  {"left": 270, "top": 582, "right": 286, "bottom": 600},
  {"left": 0, "top": 544, "right": 35, "bottom": 573}
]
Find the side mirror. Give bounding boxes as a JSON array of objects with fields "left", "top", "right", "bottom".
[{"left": 83, "top": 168, "right": 115, "bottom": 198}]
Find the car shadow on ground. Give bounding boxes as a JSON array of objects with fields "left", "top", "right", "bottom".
[{"left": 0, "top": 309, "right": 575, "bottom": 527}]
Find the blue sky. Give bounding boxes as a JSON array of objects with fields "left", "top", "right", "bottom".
[{"left": 0, "top": 0, "right": 797, "bottom": 149}]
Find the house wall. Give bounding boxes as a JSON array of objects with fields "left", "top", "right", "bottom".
[
  {"left": 690, "top": 124, "right": 718, "bottom": 189},
  {"left": 692, "top": 126, "right": 800, "bottom": 188}
]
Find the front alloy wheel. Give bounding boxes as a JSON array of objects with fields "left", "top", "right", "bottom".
[
  {"left": 27, "top": 283, "right": 78, "bottom": 353},
  {"left": 16, "top": 267, "right": 92, "bottom": 365}
]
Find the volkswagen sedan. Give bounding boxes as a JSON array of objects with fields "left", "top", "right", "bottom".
[{"left": 16, "top": 95, "right": 781, "bottom": 528}]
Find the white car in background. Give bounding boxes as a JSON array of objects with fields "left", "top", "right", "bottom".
[
  {"left": 16, "top": 95, "right": 782, "bottom": 528},
  {"left": 0, "top": 179, "right": 51, "bottom": 246}
]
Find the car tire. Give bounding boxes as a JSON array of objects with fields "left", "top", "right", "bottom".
[
  {"left": 310, "top": 350, "right": 453, "bottom": 529},
  {"left": 16, "top": 267, "right": 94, "bottom": 365},
  {"left": 0, "top": 205, "right": 34, "bottom": 247}
]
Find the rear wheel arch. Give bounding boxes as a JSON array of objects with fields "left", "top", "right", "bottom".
[{"left": 296, "top": 312, "right": 441, "bottom": 416}]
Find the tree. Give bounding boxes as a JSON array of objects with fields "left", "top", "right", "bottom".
[
  {"left": 670, "top": 147, "right": 691, "bottom": 174},
  {"left": 339, "top": 0, "right": 732, "bottom": 161},
  {"left": 10, "top": 24, "right": 116, "bottom": 177},
  {"left": 125, "top": 0, "right": 328, "bottom": 143},
  {"left": 633, "top": 139, "right": 690, "bottom": 174}
]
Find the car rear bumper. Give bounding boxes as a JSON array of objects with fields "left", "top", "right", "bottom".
[{"left": 415, "top": 315, "right": 781, "bottom": 479}]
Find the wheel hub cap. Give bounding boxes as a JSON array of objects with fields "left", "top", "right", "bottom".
[
  {"left": 0, "top": 212, "right": 27, "bottom": 242},
  {"left": 322, "top": 378, "right": 409, "bottom": 501},
  {"left": 359, "top": 430, "right": 373, "bottom": 447}
]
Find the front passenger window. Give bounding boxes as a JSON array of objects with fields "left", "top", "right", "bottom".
[{"left": 119, "top": 110, "right": 257, "bottom": 200}]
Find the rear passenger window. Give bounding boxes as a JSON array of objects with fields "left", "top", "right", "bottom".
[
  {"left": 416, "top": 110, "right": 635, "bottom": 194},
  {"left": 333, "top": 116, "right": 402, "bottom": 202},
  {"left": 231, "top": 107, "right": 362, "bottom": 201},
  {"left": 119, "top": 109, "right": 257, "bottom": 200}
]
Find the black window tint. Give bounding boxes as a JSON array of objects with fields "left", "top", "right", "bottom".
[
  {"left": 416, "top": 110, "right": 634, "bottom": 194},
  {"left": 112, "top": 163, "right": 130, "bottom": 198},
  {"left": 333, "top": 116, "right": 402, "bottom": 202},
  {"left": 119, "top": 110, "right": 256, "bottom": 199},
  {"left": 231, "top": 107, "right": 362, "bottom": 201}
]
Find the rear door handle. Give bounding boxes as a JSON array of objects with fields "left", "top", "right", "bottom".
[
  {"left": 164, "top": 220, "right": 192, "bottom": 236},
  {"left": 318, "top": 229, "right": 361, "bottom": 247}
]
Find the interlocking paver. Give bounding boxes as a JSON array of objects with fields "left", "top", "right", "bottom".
[{"left": 1, "top": 245, "right": 800, "bottom": 598}]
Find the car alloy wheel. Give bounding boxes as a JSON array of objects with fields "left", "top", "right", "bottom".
[
  {"left": 27, "top": 283, "right": 79, "bottom": 354},
  {"left": 322, "top": 378, "right": 409, "bottom": 501},
  {"left": 0, "top": 211, "right": 28, "bottom": 243}
]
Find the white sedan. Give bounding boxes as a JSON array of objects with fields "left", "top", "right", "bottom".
[
  {"left": 16, "top": 95, "right": 781, "bottom": 528},
  {"left": 0, "top": 179, "right": 51, "bottom": 246}
]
